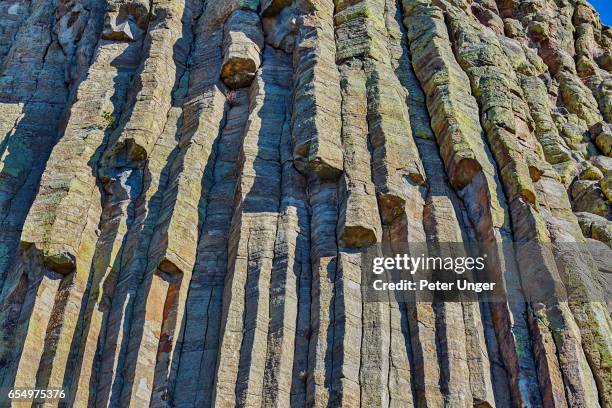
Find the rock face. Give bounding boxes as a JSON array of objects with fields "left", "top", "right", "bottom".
[{"left": 0, "top": 0, "right": 610, "bottom": 407}]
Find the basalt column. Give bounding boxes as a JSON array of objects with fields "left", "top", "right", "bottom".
[{"left": 0, "top": 0, "right": 610, "bottom": 407}]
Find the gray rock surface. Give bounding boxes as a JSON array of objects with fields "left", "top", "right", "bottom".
[{"left": 0, "top": 0, "right": 610, "bottom": 407}]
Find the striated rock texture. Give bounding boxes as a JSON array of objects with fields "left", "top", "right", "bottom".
[{"left": 0, "top": 0, "right": 610, "bottom": 407}]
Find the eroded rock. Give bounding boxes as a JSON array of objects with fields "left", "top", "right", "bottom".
[
  {"left": 221, "top": 10, "right": 264, "bottom": 89},
  {"left": 0, "top": 0, "right": 611, "bottom": 406}
]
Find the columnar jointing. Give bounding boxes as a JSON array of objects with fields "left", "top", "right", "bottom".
[{"left": 0, "top": 0, "right": 610, "bottom": 407}]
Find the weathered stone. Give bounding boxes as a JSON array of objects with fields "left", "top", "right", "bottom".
[
  {"left": 591, "top": 154, "right": 612, "bottom": 173},
  {"left": 213, "top": 47, "right": 292, "bottom": 408},
  {"left": 590, "top": 123, "right": 612, "bottom": 160},
  {"left": 0, "top": 0, "right": 610, "bottom": 406},
  {"left": 404, "top": 2, "right": 486, "bottom": 192},
  {"left": 262, "top": 6, "right": 298, "bottom": 53},
  {"left": 291, "top": 0, "right": 344, "bottom": 179},
  {"left": 221, "top": 10, "right": 264, "bottom": 89},
  {"left": 571, "top": 179, "right": 612, "bottom": 218},
  {"left": 445, "top": 3, "right": 611, "bottom": 407},
  {"left": 336, "top": 62, "right": 381, "bottom": 248},
  {"left": 101, "top": 15, "right": 143, "bottom": 41},
  {"left": 403, "top": 3, "right": 550, "bottom": 406},
  {"left": 261, "top": 0, "right": 293, "bottom": 16},
  {"left": 579, "top": 163, "right": 605, "bottom": 180},
  {"left": 602, "top": 171, "right": 612, "bottom": 201},
  {"left": 596, "top": 129, "right": 612, "bottom": 156},
  {"left": 576, "top": 212, "right": 612, "bottom": 247},
  {"left": 598, "top": 51, "right": 612, "bottom": 71}
]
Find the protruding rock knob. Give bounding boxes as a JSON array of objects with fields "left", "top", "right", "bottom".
[{"left": 221, "top": 10, "right": 264, "bottom": 89}]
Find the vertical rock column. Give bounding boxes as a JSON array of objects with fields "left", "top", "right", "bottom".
[
  {"left": 573, "top": 1, "right": 612, "bottom": 123},
  {"left": 402, "top": 1, "right": 545, "bottom": 406},
  {"left": 84, "top": 1, "right": 204, "bottom": 406},
  {"left": 387, "top": 0, "right": 497, "bottom": 405},
  {"left": 0, "top": 0, "right": 115, "bottom": 398},
  {"left": 337, "top": 62, "right": 381, "bottom": 257},
  {"left": 0, "top": 0, "right": 97, "bottom": 283},
  {"left": 262, "top": 89, "right": 311, "bottom": 408},
  {"left": 0, "top": 257, "right": 63, "bottom": 392},
  {"left": 286, "top": 1, "right": 347, "bottom": 407},
  {"left": 172, "top": 90, "right": 250, "bottom": 408},
  {"left": 213, "top": 47, "right": 291, "bottom": 408},
  {"left": 305, "top": 178, "right": 341, "bottom": 407},
  {"left": 0, "top": 0, "right": 30, "bottom": 68},
  {"left": 333, "top": 2, "right": 423, "bottom": 406},
  {"left": 444, "top": 4, "right": 608, "bottom": 407},
  {"left": 334, "top": 61, "right": 379, "bottom": 408},
  {"left": 292, "top": 0, "right": 344, "bottom": 179},
  {"left": 172, "top": 4, "right": 263, "bottom": 407},
  {"left": 502, "top": 0, "right": 611, "bottom": 219}
]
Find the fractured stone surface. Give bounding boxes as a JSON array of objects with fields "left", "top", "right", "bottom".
[{"left": 0, "top": 0, "right": 610, "bottom": 406}]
